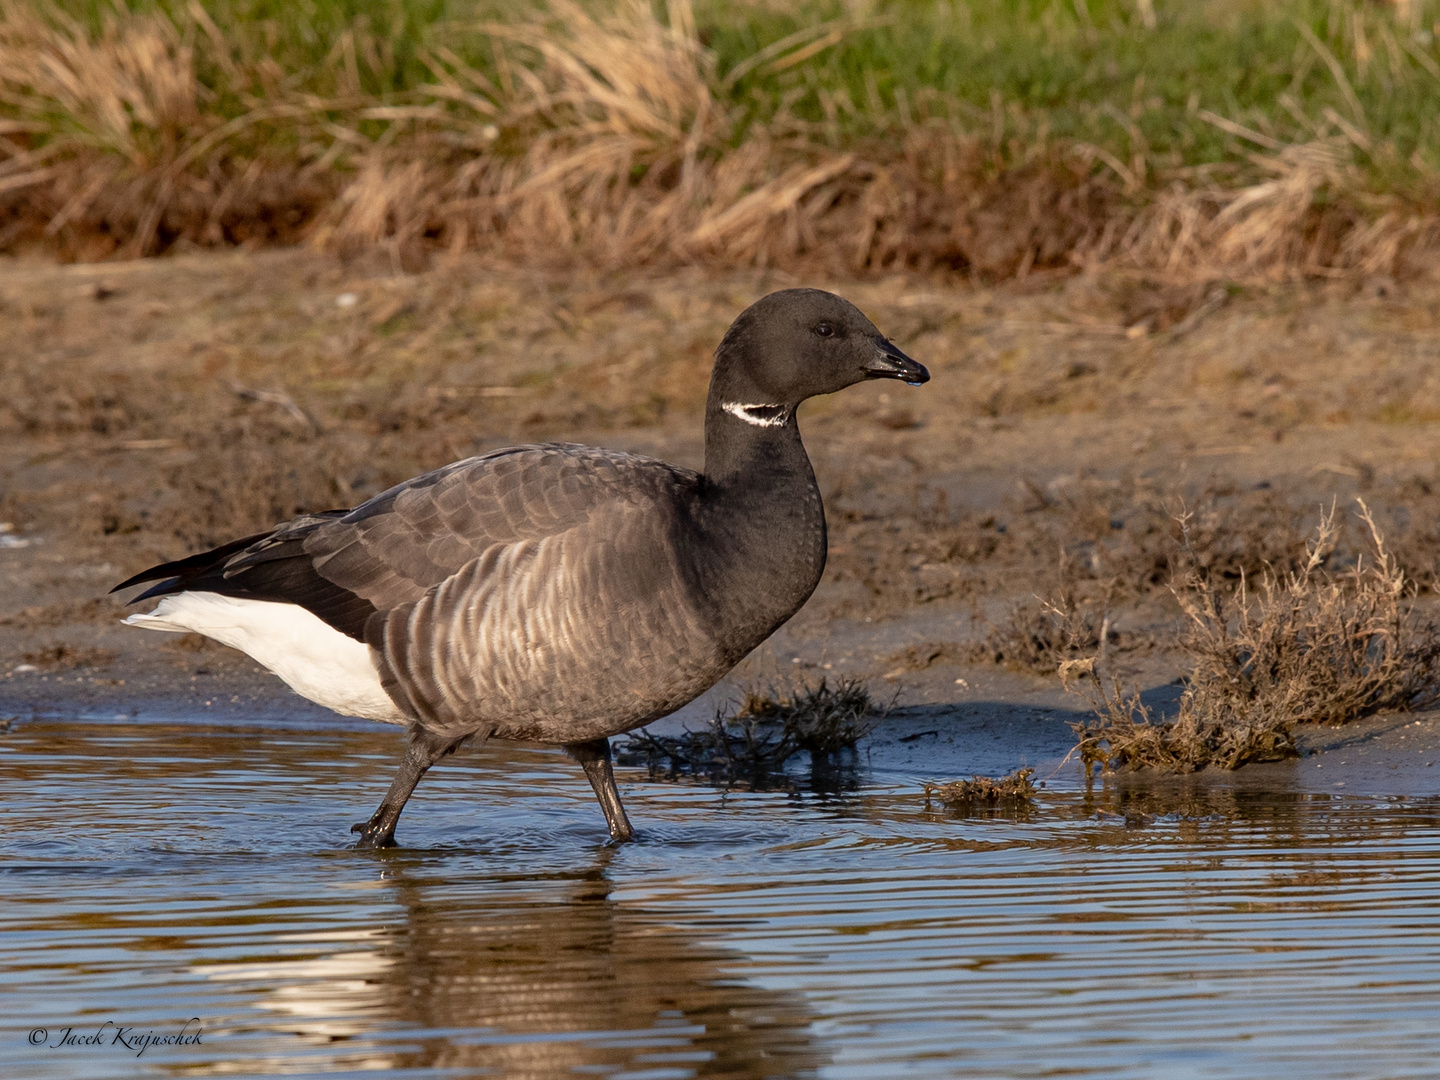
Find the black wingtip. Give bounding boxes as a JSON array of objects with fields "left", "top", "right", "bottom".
[
  {"left": 110, "top": 570, "right": 168, "bottom": 595},
  {"left": 111, "top": 571, "right": 188, "bottom": 603},
  {"left": 109, "top": 530, "right": 273, "bottom": 600}
]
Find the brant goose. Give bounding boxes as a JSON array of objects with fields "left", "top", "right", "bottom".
[{"left": 113, "top": 289, "right": 928, "bottom": 846}]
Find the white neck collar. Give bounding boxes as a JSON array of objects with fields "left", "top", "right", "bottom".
[{"left": 722, "top": 401, "right": 791, "bottom": 428}]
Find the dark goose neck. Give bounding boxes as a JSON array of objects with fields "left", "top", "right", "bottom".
[{"left": 695, "top": 382, "right": 827, "bottom": 654}]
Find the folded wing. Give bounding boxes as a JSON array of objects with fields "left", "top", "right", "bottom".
[{"left": 119, "top": 445, "right": 718, "bottom": 734}]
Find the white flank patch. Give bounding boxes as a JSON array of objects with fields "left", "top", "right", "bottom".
[
  {"left": 124, "top": 592, "right": 405, "bottom": 724},
  {"left": 721, "top": 401, "right": 790, "bottom": 428}
]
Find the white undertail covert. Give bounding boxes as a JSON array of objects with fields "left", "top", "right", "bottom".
[{"left": 124, "top": 592, "right": 405, "bottom": 723}]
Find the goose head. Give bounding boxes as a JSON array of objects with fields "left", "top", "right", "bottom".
[{"left": 710, "top": 289, "right": 928, "bottom": 421}]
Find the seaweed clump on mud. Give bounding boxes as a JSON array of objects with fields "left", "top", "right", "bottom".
[
  {"left": 1066, "top": 502, "right": 1440, "bottom": 773},
  {"left": 924, "top": 768, "right": 1036, "bottom": 808},
  {"left": 616, "top": 677, "right": 883, "bottom": 786},
  {"left": 19, "top": 642, "right": 117, "bottom": 670}
]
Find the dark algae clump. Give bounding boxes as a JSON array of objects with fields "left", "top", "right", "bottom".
[
  {"left": 617, "top": 677, "right": 882, "bottom": 785},
  {"left": 924, "top": 768, "right": 1037, "bottom": 808}
]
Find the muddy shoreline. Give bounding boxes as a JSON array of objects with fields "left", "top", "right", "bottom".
[{"left": 6, "top": 250, "right": 1440, "bottom": 801}]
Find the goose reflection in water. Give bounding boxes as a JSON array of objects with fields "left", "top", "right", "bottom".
[{"left": 202, "top": 848, "right": 827, "bottom": 1079}]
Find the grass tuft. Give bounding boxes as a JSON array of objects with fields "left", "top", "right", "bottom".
[
  {"left": 732, "top": 676, "right": 878, "bottom": 753},
  {"left": 1067, "top": 501, "right": 1440, "bottom": 773},
  {"left": 1066, "top": 668, "right": 1299, "bottom": 773}
]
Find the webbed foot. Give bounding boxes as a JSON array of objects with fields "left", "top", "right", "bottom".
[{"left": 350, "top": 815, "right": 398, "bottom": 850}]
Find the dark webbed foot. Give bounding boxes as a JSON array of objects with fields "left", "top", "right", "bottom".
[
  {"left": 566, "top": 737, "right": 635, "bottom": 842},
  {"left": 351, "top": 811, "right": 400, "bottom": 850}
]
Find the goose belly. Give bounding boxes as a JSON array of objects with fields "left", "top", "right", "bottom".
[
  {"left": 384, "top": 621, "right": 723, "bottom": 743},
  {"left": 124, "top": 592, "right": 406, "bottom": 724},
  {"left": 380, "top": 604, "right": 736, "bottom": 744}
]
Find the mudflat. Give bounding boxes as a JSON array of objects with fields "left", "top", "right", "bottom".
[{"left": 4, "top": 249, "right": 1440, "bottom": 792}]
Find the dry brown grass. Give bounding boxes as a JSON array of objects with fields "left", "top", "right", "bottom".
[
  {"left": 615, "top": 676, "right": 882, "bottom": 784},
  {"left": 1114, "top": 139, "right": 1440, "bottom": 281},
  {"left": 965, "top": 594, "right": 1110, "bottom": 676},
  {"left": 1068, "top": 502, "right": 1440, "bottom": 773},
  {"left": 280, "top": 3, "right": 1124, "bottom": 275},
  {"left": 0, "top": 2, "right": 332, "bottom": 257},
  {"left": 1065, "top": 664, "right": 1300, "bottom": 773},
  {"left": 2, "top": 0, "right": 1438, "bottom": 279}
]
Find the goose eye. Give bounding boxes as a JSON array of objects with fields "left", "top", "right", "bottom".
[{"left": 813, "top": 322, "right": 835, "bottom": 338}]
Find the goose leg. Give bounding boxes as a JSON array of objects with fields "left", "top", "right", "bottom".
[
  {"left": 566, "top": 738, "right": 634, "bottom": 842},
  {"left": 352, "top": 737, "right": 443, "bottom": 849}
]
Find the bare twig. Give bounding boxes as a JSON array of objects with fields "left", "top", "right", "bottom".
[{"left": 231, "top": 384, "right": 323, "bottom": 434}]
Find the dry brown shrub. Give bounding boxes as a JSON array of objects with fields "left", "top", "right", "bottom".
[
  {"left": 1066, "top": 665, "right": 1298, "bottom": 773},
  {"left": 1067, "top": 502, "right": 1440, "bottom": 772},
  {"left": 1176, "top": 502, "right": 1440, "bottom": 724},
  {"left": 966, "top": 595, "right": 1109, "bottom": 675}
]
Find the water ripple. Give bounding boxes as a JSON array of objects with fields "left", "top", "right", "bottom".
[{"left": 2, "top": 718, "right": 1440, "bottom": 1078}]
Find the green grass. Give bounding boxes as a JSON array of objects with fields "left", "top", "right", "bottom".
[
  {"left": 6, "top": 0, "right": 1440, "bottom": 265},
  {"left": 40, "top": 0, "right": 1440, "bottom": 177},
  {"left": 706, "top": 0, "right": 1440, "bottom": 184}
]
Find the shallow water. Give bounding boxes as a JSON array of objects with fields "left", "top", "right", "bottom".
[{"left": 3, "top": 716, "right": 1440, "bottom": 1079}]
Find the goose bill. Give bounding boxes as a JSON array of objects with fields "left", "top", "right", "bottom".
[{"left": 863, "top": 340, "right": 929, "bottom": 386}]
